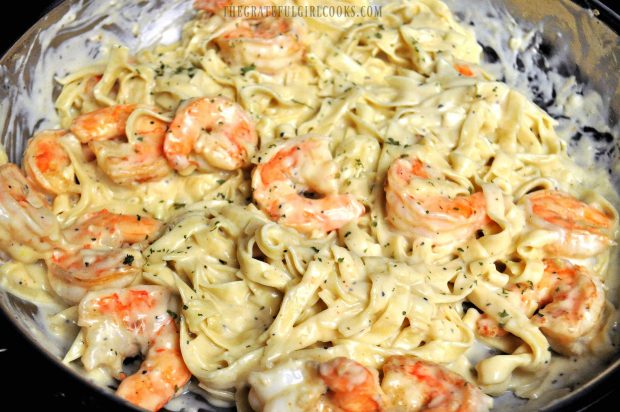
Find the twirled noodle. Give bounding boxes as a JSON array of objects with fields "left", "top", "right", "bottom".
[{"left": 1, "top": 0, "right": 619, "bottom": 410}]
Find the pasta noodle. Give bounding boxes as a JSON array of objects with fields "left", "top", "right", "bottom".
[{"left": 0, "top": 0, "right": 618, "bottom": 410}]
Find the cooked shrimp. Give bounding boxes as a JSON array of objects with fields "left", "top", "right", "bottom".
[
  {"left": 84, "top": 74, "right": 102, "bottom": 96},
  {"left": 524, "top": 190, "right": 614, "bottom": 258},
  {"left": 252, "top": 135, "right": 365, "bottom": 236},
  {"left": 70, "top": 104, "right": 138, "bottom": 143},
  {"left": 63, "top": 209, "right": 163, "bottom": 249},
  {"left": 475, "top": 260, "right": 604, "bottom": 355},
  {"left": 0, "top": 163, "right": 60, "bottom": 252},
  {"left": 250, "top": 356, "right": 491, "bottom": 412},
  {"left": 79, "top": 286, "right": 190, "bottom": 411},
  {"left": 71, "top": 104, "right": 172, "bottom": 184},
  {"left": 90, "top": 113, "right": 171, "bottom": 184},
  {"left": 48, "top": 209, "right": 162, "bottom": 304},
  {"left": 249, "top": 358, "right": 382, "bottom": 412},
  {"left": 318, "top": 357, "right": 383, "bottom": 412},
  {"left": 532, "top": 259, "right": 605, "bottom": 355},
  {"left": 163, "top": 97, "right": 258, "bottom": 174},
  {"left": 23, "top": 130, "right": 80, "bottom": 195},
  {"left": 385, "top": 157, "right": 490, "bottom": 245},
  {"left": 381, "top": 356, "right": 493, "bottom": 412},
  {"left": 214, "top": 16, "right": 306, "bottom": 74},
  {"left": 194, "top": 0, "right": 231, "bottom": 13},
  {"left": 48, "top": 248, "right": 143, "bottom": 305},
  {"left": 116, "top": 321, "right": 190, "bottom": 411}
]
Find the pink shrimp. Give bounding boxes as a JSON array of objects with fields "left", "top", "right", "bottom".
[
  {"left": 70, "top": 104, "right": 172, "bottom": 184},
  {"left": 48, "top": 209, "right": 162, "bottom": 304},
  {"left": 475, "top": 259, "right": 605, "bottom": 355},
  {"left": 381, "top": 356, "right": 492, "bottom": 412},
  {"left": 318, "top": 357, "right": 383, "bottom": 412},
  {"left": 385, "top": 156, "right": 491, "bottom": 245},
  {"left": 71, "top": 104, "right": 139, "bottom": 143},
  {"left": 475, "top": 315, "right": 509, "bottom": 339},
  {"left": 23, "top": 129, "right": 80, "bottom": 195},
  {"left": 252, "top": 135, "right": 365, "bottom": 236},
  {"left": 532, "top": 259, "right": 605, "bottom": 355},
  {"left": 79, "top": 286, "right": 191, "bottom": 411},
  {"left": 524, "top": 190, "right": 614, "bottom": 258},
  {"left": 214, "top": 16, "right": 306, "bottom": 74},
  {"left": 163, "top": 97, "right": 258, "bottom": 174},
  {"left": 48, "top": 248, "right": 144, "bottom": 305},
  {"left": 248, "top": 356, "right": 492, "bottom": 411},
  {"left": 63, "top": 209, "right": 163, "bottom": 249}
]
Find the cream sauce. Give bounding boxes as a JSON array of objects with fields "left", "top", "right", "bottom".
[{"left": 446, "top": 0, "right": 620, "bottom": 406}]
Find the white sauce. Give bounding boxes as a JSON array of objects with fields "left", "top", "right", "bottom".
[
  {"left": 446, "top": 0, "right": 620, "bottom": 407},
  {"left": 0, "top": 0, "right": 193, "bottom": 157}
]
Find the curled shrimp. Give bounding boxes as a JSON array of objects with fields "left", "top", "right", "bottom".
[
  {"left": 381, "top": 356, "right": 493, "bottom": 412},
  {"left": 475, "top": 259, "right": 605, "bottom": 355},
  {"left": 163, "top": 97, "right": 258, "bottom": 174},
  {"left": 524, "top": 190, "right": 615, "bottom": 258},
  {"left": 23, "top": 130, "right": 80, "bottom": 195},
  {"left": 48, "top": 209, "right": 163, "bottom": 304},
  {"left": 532, "top": 259, "right": 605, "bottom": 355},
  {"left": 318, "top": 357, "right": 383, "bottom": 412},
  {"left": 249, "top": 358, "right": 382, "bottom": 412},
  {"left": 249, "top": 356, "right": 491, "bottom": 412},
  {"left": 79, "top": 286, "right": 191, "bottom": 411},
  {"left": 71, "top": 104, "right": 138, "bottom": 143},
  {"left": 252, "top": 135, "right": 365, "bottom": 236},
  {"left": 63, "top": 209, "right": 163, "bottom": 249},
  {"left": 0, "top": 163, "right": 60, "bottom": 253},
  {"left": 385, "top": 156, "right": 490, "bottom": 245},
  {"left": 48, "top": 248, "right": 144, "bottom": 305},
  {"left": 71, "top": 104, "right": 172, "bottom": 184},
  {"left": 214, "top": 16, "right": 306, "bottom": 74}
]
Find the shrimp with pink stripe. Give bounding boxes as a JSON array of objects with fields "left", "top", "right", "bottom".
[
  {"left": 23, "top": 129, "right": 80, "bottom": 195},
  {"left": 70, "top": 104, "right": 172, "bottom": 184},
  {"left": 475, "top": 259, "right": 605, "bottom": 355},
  {"left": 163, "top": 97, "right": 258, "bottom": 175},
  {"left": 196, "top": 0, "right": 306, "bottom": 74},
  {"left": 523, "top": 189, "right": 615, "bottom": 258},
  {"left": 385, "top": 156, "right": 491, "bottom": 246},
  {"left": 248, "top": 356, "right": 492, "bottom": 412},
  {"left": 78, "top": 285, "right": 190, "bottom": 412},
  {"left": 381, "top": 356, "right": 492, "bottom": 411},
  {"left": 252, "top": 135, "right": 365, "bottom": 236},
  {"left": 318, "top": 357, "right": 384, "bottom": 412},
  {"left": 48, "top": 209, "right": 163, "bottom": 304},
  {"left": 532, "top": 259, "right": 605, "bottom": 355}
]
